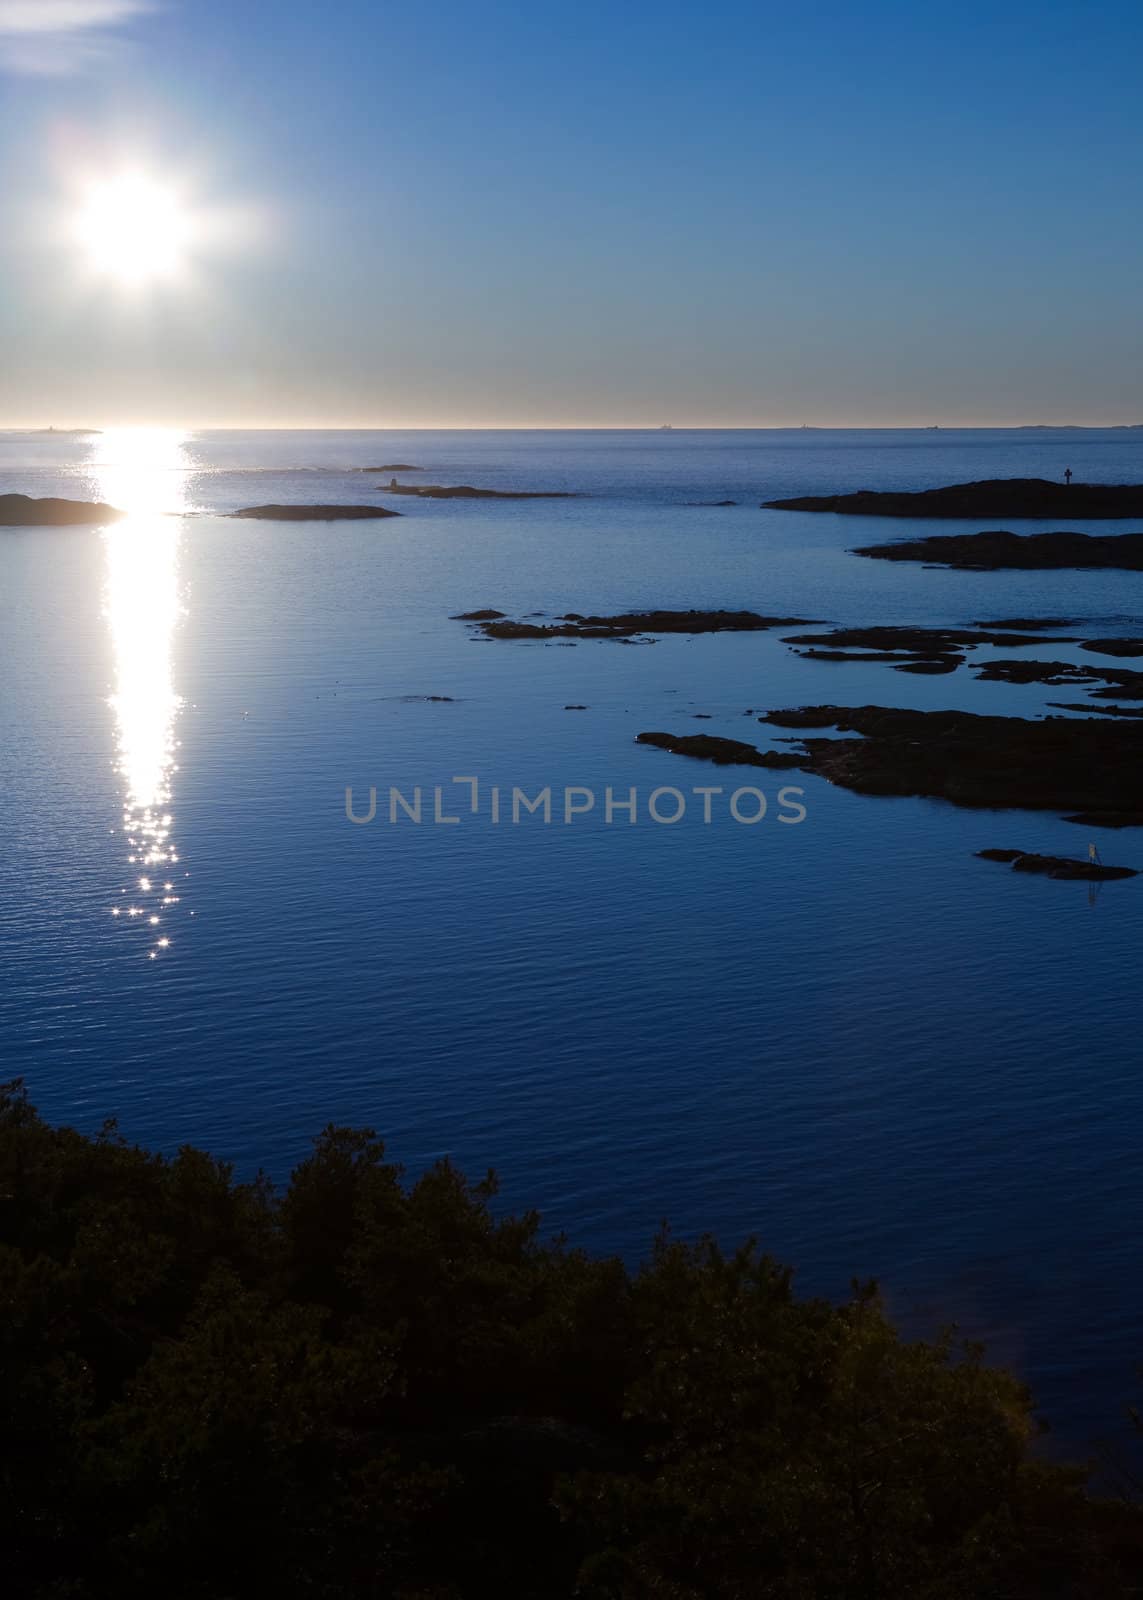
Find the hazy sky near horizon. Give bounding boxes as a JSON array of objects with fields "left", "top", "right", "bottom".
[{"left": 1, "top": 0, "right": 1142, "bottom": 427}]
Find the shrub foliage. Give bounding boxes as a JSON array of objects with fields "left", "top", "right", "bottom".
[{"left": 1, "top": 1081, "right": 1139, "bottom": 1597}]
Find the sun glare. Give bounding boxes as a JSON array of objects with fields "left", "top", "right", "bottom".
[{"left": 75, "top": 173, "right": 192, "bottom": 288}]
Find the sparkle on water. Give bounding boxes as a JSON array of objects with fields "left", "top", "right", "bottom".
[{"left": 94, "top": 430, "right": 190, "bottom": 959}]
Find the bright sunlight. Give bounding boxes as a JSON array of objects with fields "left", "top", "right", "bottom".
[{"left": 74, "top": 172, "right": 193, "bottom": 288}]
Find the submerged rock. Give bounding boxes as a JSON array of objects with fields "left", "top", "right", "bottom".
[
  {"left": 853, "top": 530, "right": 1143, "bottom": 570},
  {"left": 450, "top": 609, "right": 507, "bottom": 621},
  {"left": 764, "top": 478, "right": 1143, "bottom": 519},
  {"left": 976, "top": 848, "right": 1136, "bottom": 881},
  {"left": 0, "top": 493, "right": 124, "bottom": 525},
  {"left": 233, "top": 504, "right": 402, "bottom": 520}
]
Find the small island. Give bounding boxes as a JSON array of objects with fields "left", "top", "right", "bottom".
[
  {"left": 852, "top": 530, "right": 1143, "bottom": 570},
  {"left": 763, "top": 477, "right": 1143, "bottom": 518},
  {"left": 0, "top": 493, "right": 124, "bottom": 526},
  {"left": 976, "top": 848, "right": 1136, "bottom": 881},
  {"left": 233, "top": 504, "right": 402, "bottom": 520}
]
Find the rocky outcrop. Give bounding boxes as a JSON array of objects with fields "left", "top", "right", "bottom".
[
  {"left": 625, "top": 699, "right": 1143, "bottom": 823},
  {"left": 975, "top": 659, "right": 1143, "bottom": 699},
  {"left": 233, "top": 504, "right": 402, "bottom": 520},
  {"left": 764, "top": 478, "right": 1143, "bottom": 518},
  {"left": 380, "top": 484, "right": 575, "bottom": 499},
  {"left": 636, "top": 731, "right": 803, "bottom": 767},
  {"left": 976, "top": 848, "right": 1136, "bottom": 880},
  {"left": 1062, "top": 810, "right": 1143, "bottom": 828},
  {"left": 756, "top": 704, "right": 1143, "bottom": 816},
  {"left": 1079, "top": 638, "right": 1143, "bottom": 658},
  {"left": 853, "top": 530, "right": 1143, "bottom": 570},
  {"left": 1049, "top": 702, "right": 1143, "bottom": 718},
  {"left": 780, "top": 624, "right": 1072, "bottom": 675},
  {"left": 975, "top": 616, "right": 1079, "bottom": 630},
  {"left": 0, "top": 493, "right": 124, "bottom": 525},
  {"left": 460, "top": 608, "right": 818, "bottom": 642}
]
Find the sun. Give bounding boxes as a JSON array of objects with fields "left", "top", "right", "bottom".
[{"left": 75, "top": 173, "right": 193, "bottom": 288}]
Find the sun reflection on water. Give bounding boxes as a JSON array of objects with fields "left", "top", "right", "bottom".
[{"left": 93, "top": 430, "right": 190, "bottom": 960}]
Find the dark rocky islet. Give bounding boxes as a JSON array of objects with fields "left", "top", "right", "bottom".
[
  {"left": 1062, "top": 810, "right": 1143, "bottom": 828},
  {"left": 635, "top": 731, "right": 804, "bottom": 768},
  {"left": 775, "top": 622, "right": 1143, "bottom": 703},
  {"left": 975, "top": 659, "right": 1105, "bottom": 686},
  {"left": 781, "top": 623, "right": 1073, "bottom": 675},
  {"left": 1079, "top": 638, "right": 1143, "bottom": 658},
  {"left": 976, "top": 848, "right": 1136, "bottom": 881},
  {"left": 1049, "top": 702, "right": 1143, "bottom": 719},
  {"left": 233, "top": 504, "right": 402, "bottom": 520},
  {"left": 0, "top": 493, "right": 125, "bottom": 526},
  {"left": 853, "top": 530, "right": 1143, "bottom": 570},
  {"left": 754, "top": 704, "right": 1143, "bottom": 817},
  {"left": 378, "top": 483, "right": 576, "bottom": 499},
  {"left": 975, "top": 616, "right": 1080, "bottom": 630},
  {"left": 459, "top": 608, "right": 818, "bottom": 642},
  {"left": 764, "top": 477, "right": 1143, "bottom": 519},
  {"left": 974, "top": 659, "right": 1143, "bottom": 699}
]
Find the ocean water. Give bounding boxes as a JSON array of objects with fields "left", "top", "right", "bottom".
[{"left": 2, "top": 426, "right": 1142, "bottom": 1453}]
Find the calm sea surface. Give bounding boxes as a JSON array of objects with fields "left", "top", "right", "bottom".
[{"left": 3, "top": 427, "right": 1142, "bottom": 1451}]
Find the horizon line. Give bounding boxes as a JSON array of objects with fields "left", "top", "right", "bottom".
[{"left": 4, "top": 420, "right": 1143, "bottom": 433}]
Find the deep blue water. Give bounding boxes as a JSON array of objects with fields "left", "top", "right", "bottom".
[{"left": 2, "top": 427, "right": 1142, "bottom": 1454}]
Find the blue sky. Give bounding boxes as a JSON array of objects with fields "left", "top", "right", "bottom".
[{"left": 1, "top": 0, "right": 1142, "bottom": 425}]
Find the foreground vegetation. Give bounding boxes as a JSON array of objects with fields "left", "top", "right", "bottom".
[{"left": 2, "top": 1082, "right": 1141, "bottom": 1598}]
